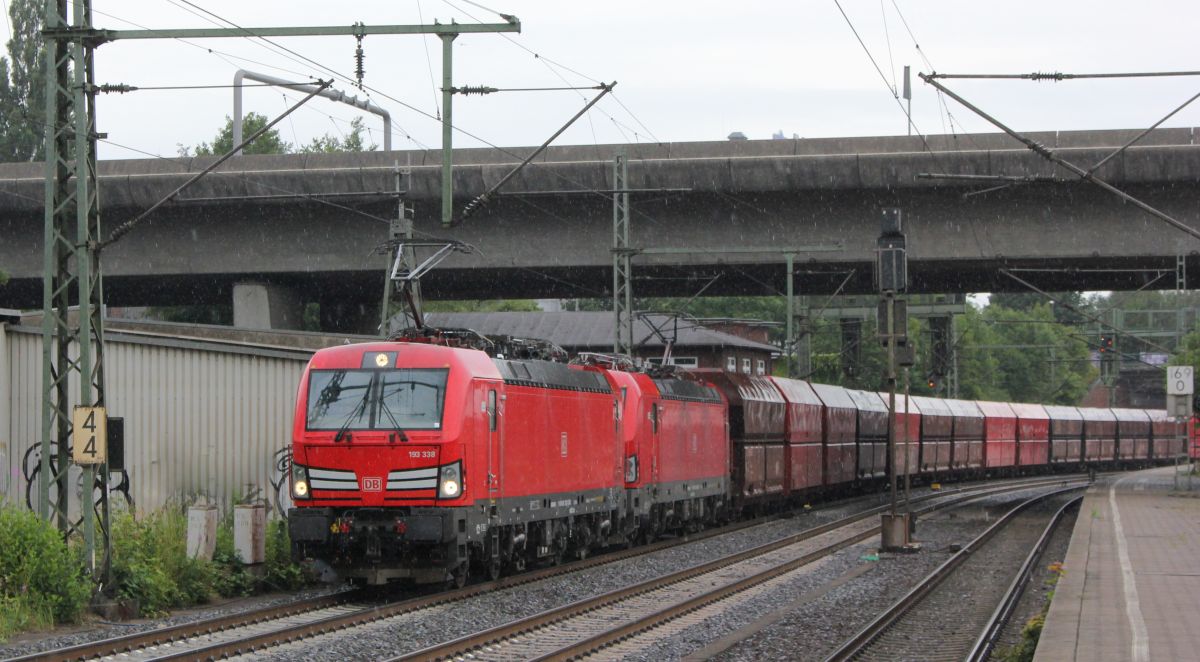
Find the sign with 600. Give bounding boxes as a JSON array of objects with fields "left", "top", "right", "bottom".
[
  {"left": 1167, "top": 366, "right": 1194, "bottom": 396},
  {"left": 72, "top": 406, "right": 107, "bottom": 465}
]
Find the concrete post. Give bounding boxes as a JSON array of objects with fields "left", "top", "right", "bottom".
[{"left": 232, "top": 281, "right": 304, "bottom": 331}]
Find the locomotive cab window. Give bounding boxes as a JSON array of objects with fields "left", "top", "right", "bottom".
[
  {"left": 306, "top": 368, "right": 448, "bottom": 431},
  {"left": 487, "top": 389, "right": 497, "bottom": 431}
]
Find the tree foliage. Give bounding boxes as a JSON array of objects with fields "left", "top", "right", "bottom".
[
  {"left": 0, "top": 0, "right": 46, "bottom": 161},
  {"left": 300, "top": 117, "right": 377, "bottom": 153},
  {"left": 188, "top": 112, "right": 293, "bottom": 157},
  {"left": 565, "top": 294, "right": 1098, "bottom": 405},
  {"left": 184, "top": 113, "right": 375, "bottom": 157}
]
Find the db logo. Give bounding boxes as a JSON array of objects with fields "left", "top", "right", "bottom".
[{"left": 361, "top": 477, "right": 382, "bottom": 492}]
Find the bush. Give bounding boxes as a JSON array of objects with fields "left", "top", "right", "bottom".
[
  {"left": 263, "top": 520, "right": 306, "bottom": 591},
  {"left": 0, "top": 506, "right": 92, "bottom": 640},
  {"left": 110, "top": 507, "right": 215, "bottom": 616},
  {"left": 210, "top": 522, "right": 254, "bottom": 598}
]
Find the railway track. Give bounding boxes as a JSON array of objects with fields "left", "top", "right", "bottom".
[
  {"left": 4, "top": 475, "right": 1082, "bottom": 662},
  {"left": 823, "top": 487, "right": 1084, "bottom": 662},
  {"left": 386, "top": 478, "right": 1085, "bottom": 662}
]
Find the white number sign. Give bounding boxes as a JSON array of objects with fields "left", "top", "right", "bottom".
[{"left": 1167, "top": 366, "right": 1194, "bottom": 395}]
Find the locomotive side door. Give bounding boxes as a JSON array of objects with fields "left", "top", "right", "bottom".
[{"left": 486, "top": 386, "right": 502, "bottom": 498}]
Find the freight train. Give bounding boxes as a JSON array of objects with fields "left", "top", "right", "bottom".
[{"left": 286, "top": 331, "right": 1188, "bottom": 587}]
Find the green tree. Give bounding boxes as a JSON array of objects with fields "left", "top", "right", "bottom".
[
  {"left": 300, "top": 116, "right": 376, "bottom": 153},
  {"left": 187, "top": 112, "right": 293, "bottom": 157},
  {"left": 0, "top": 0, "right": 46, "bottom": 161},
  {"left": 972, "top": 303, "right": 1096, "bottom": 404},
  {"left": 991, "top": 291, "right": 1094, "bottom": 325},
  {"left": 1170, "top": 330, "right": 1200, "bottom": 378}
]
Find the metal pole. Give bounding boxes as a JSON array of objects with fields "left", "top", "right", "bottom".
[
  {"left": 786, "top": 254, "right": 795, "bottom": 377},
  {"left": 232, "top": 69, "right": 393, "bottom": 155},
  {"left": 440, "top": 33, "right": 456, "bottom": 228},
  {"left": 903, "top": 365, "right": 911, "bottom": 510},
  {"left": 903, "top": 65, "right": 912, "bottom": 137},
  {"left": 887, "top": 293, "right": 898, "bottom": 516},
  {"left": 612, "top": 150, "right": 631, "bottom": 355}
]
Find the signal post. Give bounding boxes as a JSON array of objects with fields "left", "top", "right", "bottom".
[{"left": 876, "top": 208, "right": 915, "bottom": 551}]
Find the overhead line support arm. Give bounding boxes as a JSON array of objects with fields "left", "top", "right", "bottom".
[
  {"left": 101, "top": 21, "right": 521, "bottom": 41},
  {"left": 919, "top": 73, "right": 1200, "bottom": 243}
]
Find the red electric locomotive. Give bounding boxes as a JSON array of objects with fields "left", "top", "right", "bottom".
[{"left": 287, "top": 338, "right": 730, "bottom": 586}]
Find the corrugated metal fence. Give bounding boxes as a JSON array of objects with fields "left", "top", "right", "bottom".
[{"left": 0, "top": 324, "right": 311, "bottom": 513}]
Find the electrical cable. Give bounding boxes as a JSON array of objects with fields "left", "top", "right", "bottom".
[
  {"left": 881, "top": 0, "right": 898, "bottom": 96},
  {"left": 100, "top": 81, "right": 315, "bottom": 91},
  {"left": 441, "top": 0, "right": 663, "bottom": 145},
  {"left": 415, "top": 0, "right": 442, "bottom": 119},
  {"left": 113, "top": 6, "right": 817, "bottom": 298}
]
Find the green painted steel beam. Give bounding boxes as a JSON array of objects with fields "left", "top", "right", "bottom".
[{"left": 87, "top": 21, "right": 520, "bottom": 41}]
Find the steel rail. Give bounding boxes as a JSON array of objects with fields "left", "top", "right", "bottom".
[
  {"left": 966, "top": 494, "right": 1083, "bottom": 662},
  {"left": 4, "top": 475, "right": 1079, "bottom": 662},
  {"left": 822, "top": 485, "right": 1085, "bottom": 662},
  {"left": 393, "top": 478, "right": 1086, "bottom": 662}
]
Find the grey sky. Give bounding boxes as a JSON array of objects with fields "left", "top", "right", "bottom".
[{"left": 13, "top": 1, "right": 1200, "bottom": 160}]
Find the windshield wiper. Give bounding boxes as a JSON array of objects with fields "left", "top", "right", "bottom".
[
  {"left": 333, "top": 379, "right": 373, "bottom": 443},
  {"left": 377, "top": 396, "right": 410, "bottom": 443}
]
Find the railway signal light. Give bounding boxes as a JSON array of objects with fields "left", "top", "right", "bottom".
[{"left": 1099, "top": 334, "right": 1115, "bottom": 354}]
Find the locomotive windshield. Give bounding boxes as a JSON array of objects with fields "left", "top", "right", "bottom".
[{"left": 306, "top": 368, "right": 448, "bottom": 431}]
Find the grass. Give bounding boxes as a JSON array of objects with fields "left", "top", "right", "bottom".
[{"left": 995, "top": 561, "right": 1066, "bottom": 662}]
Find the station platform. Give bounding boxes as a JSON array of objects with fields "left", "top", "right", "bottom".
[{"left": 1034, "top": 465, "right": 1200, "bottom": 662}]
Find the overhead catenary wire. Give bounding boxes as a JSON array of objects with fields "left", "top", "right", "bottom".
[
  {"left": 927, "top": 70, "right": 1200, "bottom": 81},
  {"left": 100, "top": 137, "right": 611, "bottom": 299},
  {"left": 921, "top": 72, "right": 1200, "bottom": 243},
  {"left": 111, "top": 3, "right": 660, "bottom": 216},
  {"left": 102, "top": 80, "right": 333, "bottom": 247},
  {"left": 101, "top": 3, "right": 834, "bottom": 292},
  {"left": 441, "top": 0, "right": 663, "bottom": 145},
  {"left": 414, "top": 0, "right": 442, "bottom": 118}
]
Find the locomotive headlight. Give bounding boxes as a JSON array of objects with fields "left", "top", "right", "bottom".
[
  {"left": 292, "top": 464, "right": 310, "bottom": 500},
  {"left": 625, "top": 455, "right": 638, "bottom": 483},
  {"left": 439, "top": 462, "right": 462, "bottom": 499}
]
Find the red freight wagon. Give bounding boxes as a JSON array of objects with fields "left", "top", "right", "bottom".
[
  {"left": 1193, "top": 416, "right": 1199, "bottom": 460},
  {"left": 944, "top": 399, "right": 984, "bottom": 470},
  {"left": 1043, "top": 405, "right": 1083, "bottom": 465},
  {"left": 1009, "top": 403, "right": 1050, "bottom": 468},
  {"left": 810, "top": 383, "right": 859, "bottom": 487},
  {"left": 1147, "top": 409, "right": 1185, "bottom": 460},
  {"left": 769, "top": 377, "right": 826, "bottom": 496},
  {"left": 1078, "top": 407, "right": 1117, "bottom": 463},
  {"left": 846, "top": 389, "right": 888, "bottom": 480},
  {"left": 881, "top": 392, "right": 921, "bottom": 478},
  {"left": 912, "top": 395, "right": 952, "bottom": 474},
  {"left": 976, "top": 401, "right": 1017, "bottom": 469},
  {"left": 695, "top": 370, "right": 786, "bottom": 504},
  {"left": 609, "top": 371, "right": 730, "bottom": 525},
  {"left": 1111, "top": 408, "right": 1151, "bottom": 461}
]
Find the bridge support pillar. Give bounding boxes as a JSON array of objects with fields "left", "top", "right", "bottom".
[{"left": 232, "top": 281, "right": 304, "bottom": 331}]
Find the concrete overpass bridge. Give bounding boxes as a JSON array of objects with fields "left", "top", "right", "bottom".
[{"left": 1, "top": 128, "right": 1198, "bottom": 330}]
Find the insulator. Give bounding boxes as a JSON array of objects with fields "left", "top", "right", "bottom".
[
  {"left": 456, "top": 85, "right": 499, "bottom": 96},
  {"left": 354, "top": 36, "right": 366, "bottom": 90}
]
